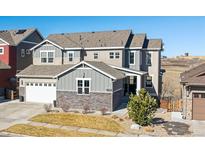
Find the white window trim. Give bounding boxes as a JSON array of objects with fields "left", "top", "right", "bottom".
[
  {"left": 115, "top": 52, "right": 120, "bottom": 59},
  {"left": 109, "top": 52, "right": 120, "bottom": 59},
  {"left": 40, "top": 50, "right": 55, "bottom": 63},
  {"left": 76, "top": 78, "right": 91, "bottom": 95},
  {"left": 145, "top": 75, "right": 153, "bottom": 88},
  {"left": 21, "top": 49, "right": 25, "bottom": 57},
  {"left": 129, "top": 51, "right": 135, "bottom": 65},
  {"left": 0, "top": 47, "right": 4, "bottom": 55},
  {"left": 67, "top": 51, "right": 74, "bottom": 62}
]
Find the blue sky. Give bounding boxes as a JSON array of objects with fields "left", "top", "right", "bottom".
[{"left": 0, "top": 16, "right": 204, "bottom": 57}]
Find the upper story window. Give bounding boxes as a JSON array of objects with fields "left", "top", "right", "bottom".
[
  {"left": 21, "top": 49, "right": 25, "bottom": 57},
  {"left": 129, "top": 51, "right": 135, "bottom": 64},
  {"left": 146, "top": 52, "right": 152, "bottom": 66},
  {"left": 40, "top": 51, "right": 54, "bottom": 63},
  {"left": 145, "top": 76, "right": 153, "bottom": 88},
  {"left": 26, "top": 49, "right": 31, "bottom": 55},
  {"left": 115, "top": 52, "right": 120, "bottom": 59},
  {"left": 77, "top": 78, "right": 91, "bottom": 95},
  {"left": 0, "top": 47, "right": 4, "bottom": 55},
  {"left": 109, "top": 52, "right": 120, "bottom": 59},
  {"left": 68, "top": 52, "right": 74, "bottom": 62},
  {"left": 109, "top": 52, "right": 114, "bottom": 59},
  {"left": 94, "top": 53, "right": 98, "bottom": 59}
]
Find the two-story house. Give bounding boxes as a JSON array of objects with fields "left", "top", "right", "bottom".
[
  {"left": 0, "top": 28, "right": 44, "bottom": 97},
  {"left": 17, "top": 30, "right": 163, "bottom": 112}
]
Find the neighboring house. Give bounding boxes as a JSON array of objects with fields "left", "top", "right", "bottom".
[
  {"left": 180, "top": 63, "right": 205, "bottom": 120},
  {"left": 17, "top": 30, "right": 163, "bottom": 111},
  {"left": 0, "top": 28, "right": 44, "bottom": 97}
]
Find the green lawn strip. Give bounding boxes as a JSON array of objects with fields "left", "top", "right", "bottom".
[
  {"left": 5, "top": 124, "right": 106, "bottom": 137},
  {"left": 31, "top": 113, "right": 124, "bottom": 132}
]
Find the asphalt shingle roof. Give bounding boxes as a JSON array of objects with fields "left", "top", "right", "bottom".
[
  {"left": 85, "top": 61, "right": 125, "bottom": 79},
  {"left": 16, "top": 64, "right": 74, "bottom": 77},
  {"left": 145, "top": 39, "right": 163, "bottom": 49},
  {"left": 0, "top": 28, "right": 36, "bottom": 46},
  {"left": 130, "top": 34, "right": 146, "bottom": 48},
  {"left": 47, "top": 30, "right": 132, "bottom": 48}
]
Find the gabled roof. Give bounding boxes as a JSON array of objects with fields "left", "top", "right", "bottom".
[
  {"left": 0, "top": 28, "right": 39, "bottom": 46},
  {"left": 144, "top": 39, "right": 163, "bottom": 50},
  {"left": 0, "top": 61, "right": 11, "bottom": 70},
  {"left": 129, "top": 34, "right": 146, "bottom": 49},
  {"left": 180, "top": 63, "right": 205, "bottom": 84},
  {"left": 16, "top": 64, "right": 74, "bottom": 78},
  {"left": 54, "top": 61, "right": 125, "bottom": 80},
  {"left": 46, "top": 30, "right": 132, "bottom": 49}
]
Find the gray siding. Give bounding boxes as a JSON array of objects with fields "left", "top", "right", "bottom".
[
  {"left": 129, "top": 50, "right": 141, "bottom": 70},
  {"left": 57, "top": 68, "right": 113, "bottom": 92},
  {"left": 113, "top": 79, "right": 123, "bottom": 91},
  {"left": 63, "top": 50, "right": 81, "bottom": 64},
  {"left": 33, "top": 43, "right": 62, "bottom": 65},
  {"left": 16, "top": 42, "right": 36, "bottom": 71}
]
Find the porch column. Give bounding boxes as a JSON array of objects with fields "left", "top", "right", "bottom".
[{"left": 136, "top": 75, "right": 141, "bottom": 93}]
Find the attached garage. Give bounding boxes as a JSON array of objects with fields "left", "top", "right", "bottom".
[
  {"left": 25, "top": 82, "right": 56, "bottom": 103},
  {"left": 192, "top": 93, "right": 205, "bottom": 120}
]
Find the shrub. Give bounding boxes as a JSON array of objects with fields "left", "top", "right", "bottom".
[
  {"left": 44, "top": 104, "right": 52, "bottom": 112},
  {"left": 127, "top": 88, "right": 157, "bottom": 126},
  {"left": 83, "top": 104, "right": 90, "bottom": 114},
  {"left": 100, "top": 107, "right": 108, "bottom": 115}
]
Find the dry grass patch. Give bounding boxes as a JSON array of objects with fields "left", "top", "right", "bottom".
[
  {"left": 31, "top": 113, "right": 124, "bottom": 132},
  {"left": 5, "top": 124, "right": 105, "bottom": 137}
]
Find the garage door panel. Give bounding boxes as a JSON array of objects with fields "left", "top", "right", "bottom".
[
  {"left": 26, "top": 84, "right": 56, "bottom": 103},
  {"left": 193, "top": 93, "right": 205, "bottom": 120}
]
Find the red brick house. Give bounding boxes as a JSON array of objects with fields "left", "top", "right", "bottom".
[{"left": 0, "top": 28, "right": 43, "bottom": 97}]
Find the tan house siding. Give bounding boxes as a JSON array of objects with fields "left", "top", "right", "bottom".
[{"left": 83, "top": 50, "right": 123, "bottom": 67}]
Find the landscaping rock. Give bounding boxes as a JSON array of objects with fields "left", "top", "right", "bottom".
[{"left": 130, "top": 124, "right": 141, "bottom": 130}]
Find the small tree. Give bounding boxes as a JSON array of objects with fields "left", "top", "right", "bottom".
[{"left": 127, "top": 88, "right": 157, "bottom": 126}]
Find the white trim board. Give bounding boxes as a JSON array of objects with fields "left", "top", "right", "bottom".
[
  {"left": 30, "top": 39, "right": 63, "bottom": 50},
  {"left": 0, "top": 38, "right": 9, "bottom": 45},
  {"left": 109, "top": 65, "right": 147, "bottom": 75}
]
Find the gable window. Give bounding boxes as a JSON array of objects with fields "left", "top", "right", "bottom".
[
  {"left": 94, "top": 53, "right": 98, "bottom": 59},
  {"left": 68, "top": 52, "right": 74, "bottom": 62},
  {"left": 129, "top": 51, "right": 135, "bottom": 64},
  {"left": 145, "top": 76, "right": 153, "bottom": 88},
  {"left": 0, "top": 47, "right": 4, "bottom": 55},
  {"left": 40, "top": 51, "right": 54, "bottom": 63},
  {"left": 146, "top": 52, "right": 152, "bottom": 66},
  {"left": 26, "top": 49, "right": 31, "bottom": 55},
  {"left": 109, "top": 52, "right": 114, "bottom": 59},
  {"left": 77, "top": 78, "right": 91, "bottom": 95},
  {"left": 115, "top": 52, "right": 120, "bottom": 59},
  {"left": 21, "top": 49, "right": 25, "bottom": 57}
]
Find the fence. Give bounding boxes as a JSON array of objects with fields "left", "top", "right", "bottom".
[{"left": 160, "top": 99, "right": 183, "bottom": 112}]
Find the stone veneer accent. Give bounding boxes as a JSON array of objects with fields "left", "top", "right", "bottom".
[{"left": 56, "top": 91, "right": 112, "bottom": 112}]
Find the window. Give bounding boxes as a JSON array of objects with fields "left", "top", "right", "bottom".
[
  {"left": 94, "top": 53, "right": 98, "bottom": 59},
  {"left": 145, "top": 76, "right": 152, "bottom": 87},
  {"left": 39, "top": 83, "right": 42, "bottom": 86},
  {"left": 193, "top": 93, "right": 200, "bottom": 98},
  {"left": 109, "top": 52, "right": 114, "bottom": 59},
  {"left": 68, "top": 52, "right": 74, "bottom": 62},
  {"left": 77, "top": 79, "right": 91, "bottom": 95},
  {"left": 146, "top": 52, "right": 152, "bottom": 66},
  {"left": 26, "top": 49, "right": 31, "bottom": 54},
  {"left": 201, "top": 94, "right": 205, "bottom": 98},
  {"left": 129, "top": 51, "right": 135, "bottom": 64},
  {"left": 0, "top": 47, "right": 4, "bottom": 55},
  {"left": 21, "top": 49, "right": 25, "bottom": 57},
  {"left": 115, "top": 52, "right": 120, "bottom": 59},
  {"left": 40, "top": 51, "right": 54, "bottom": 63}
]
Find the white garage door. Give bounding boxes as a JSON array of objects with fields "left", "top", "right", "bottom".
[{"left": 26, "top": 82, "right": 56, "bottom": 103}]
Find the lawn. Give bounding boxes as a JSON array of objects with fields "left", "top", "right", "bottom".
[
  {"left": 31, "top": 113, "right": 124, "bottom": 132},
  {"left": 5, "top": 124, "right": 106, "bottom": 137}
]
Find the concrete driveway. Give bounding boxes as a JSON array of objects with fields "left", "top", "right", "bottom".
[{"left": 0, "top": 100, "right": 45, "bottom": 131}]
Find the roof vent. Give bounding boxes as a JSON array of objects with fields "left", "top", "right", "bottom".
[
  {"left": 113, "top": 30, "right": 116, "bottom": 32},
  {"left": 92, "top": 31, "right": 95, "bottom": 33},
  {"left": 79, "top": 35, "right": 82, "bottom": 40},
  {"left": 16, "top": 29, "right": 26, "bottom": 34},
  {"left": 61, "top": 33, "right": 65, "bottom": 35},
  {"left": 99, "top": 40, "right": 101, "bottom": 42}
]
